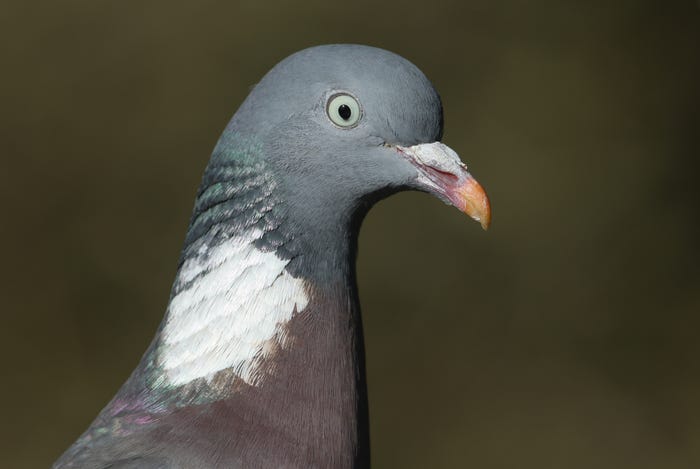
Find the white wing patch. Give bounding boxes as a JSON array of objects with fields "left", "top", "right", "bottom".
[{"left": 159, "top": 230, "right": 308, "bottom": 386}]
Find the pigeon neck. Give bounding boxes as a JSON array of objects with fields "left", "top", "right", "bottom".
[{"left": 141, "top": 168, "right": 369, "bottom": 466}]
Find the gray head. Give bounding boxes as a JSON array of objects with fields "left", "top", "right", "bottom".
[
  {"left": 195, "top": 44, "right": 489, "bottom": 272},
  {"left": 228, "top": 44, "right": 488, "bottom": 227}
]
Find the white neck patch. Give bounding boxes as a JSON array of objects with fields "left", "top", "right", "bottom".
[{"left": 158, "top": 229, "right": 309, "bottom": 386}]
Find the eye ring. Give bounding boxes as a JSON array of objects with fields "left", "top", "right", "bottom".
[{"left": 326, "top": 93, "right": 362, "bottom": 128}]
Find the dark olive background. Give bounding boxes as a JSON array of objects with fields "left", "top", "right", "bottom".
[{"left": 2, "top": 1, "right": 699, "bottom": 468}]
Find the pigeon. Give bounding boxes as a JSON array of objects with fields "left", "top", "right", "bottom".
[{"left": 53, "top": 44, "right": 491, "bottom": 469}]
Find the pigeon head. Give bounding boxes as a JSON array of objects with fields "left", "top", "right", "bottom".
[{"left": 215, "top": 44, "right": 490, "bottom": 244}]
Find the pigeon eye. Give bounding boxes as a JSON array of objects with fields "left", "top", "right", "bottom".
[{"left": 326, "top": 93, "right": 361, "bottom": 128}]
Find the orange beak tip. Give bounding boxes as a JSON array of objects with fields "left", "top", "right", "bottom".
[{"left": 459, "top": 177, "right": 491, "bottom": 231}]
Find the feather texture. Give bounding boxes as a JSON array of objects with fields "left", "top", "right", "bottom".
[{"left": 159, "top": 230, "right": 309, "bottom": 385}]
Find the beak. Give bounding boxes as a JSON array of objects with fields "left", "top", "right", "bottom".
[{"left": 396, "top": 142, "right": 491, "bottom": 230}]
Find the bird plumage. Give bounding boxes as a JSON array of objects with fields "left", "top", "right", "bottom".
[{"left": 54, "top": 44, "right": 490, "bottom": 468}]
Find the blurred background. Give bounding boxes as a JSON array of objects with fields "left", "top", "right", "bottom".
[{"left": 2, "top": 0, "right": 699, "bottom": 467}]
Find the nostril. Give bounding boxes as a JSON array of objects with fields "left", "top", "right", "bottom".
[{"left": 425, "top": 165, "right": 459, "bottom": 182}]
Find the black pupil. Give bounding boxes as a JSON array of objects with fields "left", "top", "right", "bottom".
[{"left": 338, "top": 104, "right": 352, "bottom": 120}]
